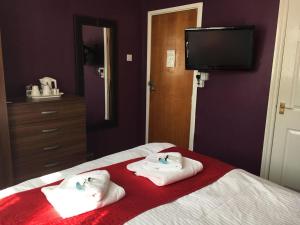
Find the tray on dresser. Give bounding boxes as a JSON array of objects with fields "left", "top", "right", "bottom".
[{"left": 28, "top": 93, "right": 64, "bottom": 99}]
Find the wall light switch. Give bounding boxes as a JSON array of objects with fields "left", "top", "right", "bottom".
[
  {"left": 166, "top": 50, "right": 176, "bottom": 68},
  {"left": 126, "top": 54, "right": 133, "bottom": 62}
]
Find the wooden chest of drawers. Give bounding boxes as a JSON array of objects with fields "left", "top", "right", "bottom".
[{"left": 7, "top": 96, "right": 87, "bottom": 184}]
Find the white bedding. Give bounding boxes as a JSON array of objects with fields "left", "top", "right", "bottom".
[{"left": 1, "top": 143, "right": 300, "bottom": 225}]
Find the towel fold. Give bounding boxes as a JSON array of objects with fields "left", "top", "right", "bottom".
[
  {"left": 143, "top": 152, "right": 183, "bottom": 171},
  {"left": 42, "top": 181, "right": 125, "bottom": 218},
  {"left": 58, "top": 170, "right": 110, "bottom": 201},
  {"left": 127, "top": 156, "right": 203, "bottom": 186},
  {"left": 41, "top": 170, "right": 125, "bottom": 218}
]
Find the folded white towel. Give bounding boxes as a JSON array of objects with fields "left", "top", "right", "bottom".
[
  {"left": 143, "top": 152, "right": 183, "bottom": 171},
  {"left": 42, "top": 181, "right": 125, "bottom": 218},
  {"left": 127, "top": 157, "right": 203, "bottom": 186},
  {"left": 58, "top": 170, "right": 110, "bottom": 201}
]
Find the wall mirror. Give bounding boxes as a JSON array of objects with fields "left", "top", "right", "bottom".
[{"left": 74, "top": 15, "right": 117, "bottom": 129}]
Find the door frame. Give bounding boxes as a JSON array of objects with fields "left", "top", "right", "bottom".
[
  {"left": 261, "top": 0, "right": 289, "bottom": 178},
  {"left": 145, "top": 3, "right": 203, "bottom": 150}
]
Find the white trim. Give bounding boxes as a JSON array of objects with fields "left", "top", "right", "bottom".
[
  {"left": 103, "top": 28, "right": 109, "bottom": 120},
  {"left": 188, "top": 71, "right": 200, "bottom": 149},
  {"left": 260, "top": 0, "right": 289, "bottom": 178},
  {"left": 145, "top": 3, "right": 203, "bottom": 150}
]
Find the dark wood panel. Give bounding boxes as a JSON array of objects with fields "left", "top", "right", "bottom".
[
  {"left": 8, "top": 98, "right": 85, "bottom": 126},
  {"left": 0, "top": 32, "right": 13, "bottom": 188},
  {"left": 14, "top": 152, "right": 86, "bottom": 183},
  {"left": 13, "top": 130, "right": 86, "bottom": 158},
  {"left": 14, "top": 141, "right": 86, "bottom": 164},
  {"left": 8, "top": 96, "right": 87, "bottom": 184},
  {"left": 10, "top": 117, "right": 85, "bottom": 148}
]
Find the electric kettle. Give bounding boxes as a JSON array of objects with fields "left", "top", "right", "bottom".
[{"left": 39, "top": 77, "right": 57, "bottom": 89}]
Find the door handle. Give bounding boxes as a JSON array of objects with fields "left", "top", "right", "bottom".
[
  {"left": 42, "top": 128, "right": 59, "bottom": 133},
  {"left": 279, "top": 102, "right": 292, "bottom": 114},
  {"left": 43, "top": 145, "right": 61, "bottom": 151},
  {"left": 148, "top": 80, "right": 156, "bottom": 91},
  {"left": 41, "top": 111, "right": 57, "bottom": 115},
  {"left": 44, "top": 162, "right": 59, "bottom": 168}
]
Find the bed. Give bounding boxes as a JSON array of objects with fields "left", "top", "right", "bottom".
[{"left": 0, "top": 143, "right": 299, "bottom": 225}]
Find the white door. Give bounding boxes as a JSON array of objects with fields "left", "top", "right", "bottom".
[{"left": 269, "top": 0, "right": 300, "bottom": 191}]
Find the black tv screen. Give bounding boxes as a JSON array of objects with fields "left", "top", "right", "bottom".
[{"left": 185, "top": 26, "right": 254, "bottom": 71}]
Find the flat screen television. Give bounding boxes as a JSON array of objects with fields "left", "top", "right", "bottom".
[{"left": 185, "top": 26, "right": 254, "bottom": 71}]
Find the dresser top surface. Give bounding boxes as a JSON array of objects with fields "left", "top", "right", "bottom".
[{"left": 7, "top": 95, "right": 84, "bottom": 105}]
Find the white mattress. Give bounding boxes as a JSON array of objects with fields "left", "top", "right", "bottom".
[{"left": 1, "top": 143, "right": 300, "bottom": 225}]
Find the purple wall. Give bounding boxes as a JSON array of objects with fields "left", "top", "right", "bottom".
[
  {"left": 0, "top": 0, "right": 143, "bottom": 156},
  {"left": 0, "top": 0, "right": 280, "bottom": 174},
  {"left": 140, "top": 0, "right": 280, "bottom": 175}
]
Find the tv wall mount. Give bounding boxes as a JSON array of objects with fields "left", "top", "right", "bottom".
[{"left": 196, "top": 71, "right": 209, "bottom": 88}]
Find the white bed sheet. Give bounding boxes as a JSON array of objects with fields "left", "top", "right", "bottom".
[
  {"left": 125, "top": 169, "right": 300, "bottom": 225},
  {"left": 1, "top": 143, "right": 300, "bottom": 225}
]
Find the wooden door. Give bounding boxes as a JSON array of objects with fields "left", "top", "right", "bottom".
[
  {"left": 269, "top": 0, "right": 300, "bottom": 191},
  {"left": 0, "top": 33, "right": 13, "bottom": 188},
  {"left": 149, "top": 10, "right": 197, "bottom": 148}
]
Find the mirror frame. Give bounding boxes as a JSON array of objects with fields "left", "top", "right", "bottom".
[{"left": 74, "top": 15, "right": 117, "bottom": 129}]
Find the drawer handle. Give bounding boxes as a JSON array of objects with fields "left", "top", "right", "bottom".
[
  {"left": 41, "top": 111, "right": 57, "bottom": 115},
  {"left": 43, "top": 145, "right": 61, "bottom": 151},
  {"left": 44, "top": 162, "right": 59, "bottom": 168},
  {"left": 42, "top": 128, "right": 58, "bottom": 133}
]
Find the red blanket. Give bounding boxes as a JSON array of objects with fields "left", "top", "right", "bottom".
[{"left": 0, "top": 147, "right": 234, "bottom": 225}]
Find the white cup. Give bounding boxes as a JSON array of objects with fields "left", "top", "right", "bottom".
[
  {"left": 52, "top": 88, "right": 59, "bottom": 95},
  {"left": 42, "top": 85, "right": 51, "bottom": 96},
  {"left": 31, "top": 85, "right": 41, "bottom": 97}
]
